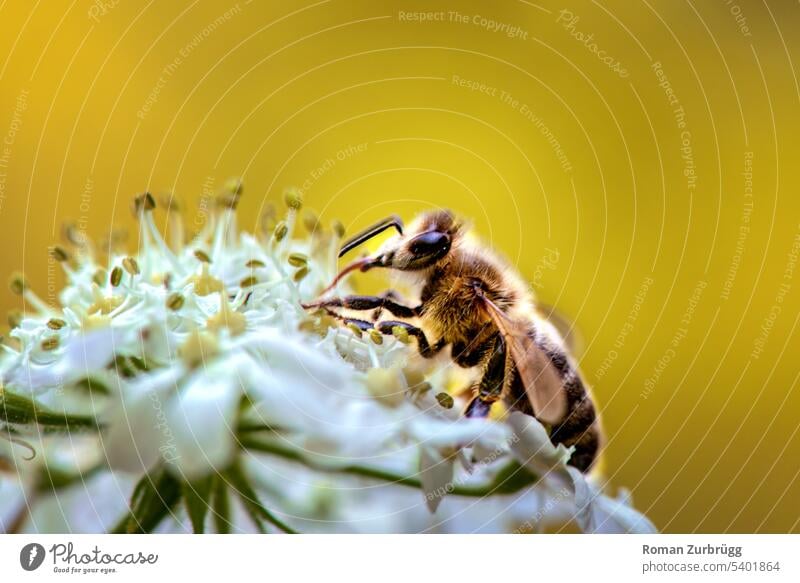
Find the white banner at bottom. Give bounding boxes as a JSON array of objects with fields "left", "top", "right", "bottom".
[{"left": 0, "top": 534, "right": 798, "bottom": 582}]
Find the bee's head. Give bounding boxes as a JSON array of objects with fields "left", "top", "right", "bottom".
[{"left": 339, "top": 210, "right": 461, "bottom": 271}]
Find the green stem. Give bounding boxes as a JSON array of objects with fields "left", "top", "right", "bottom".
[
  {"left": 111, "top": 467, "right": 181, "bottom": 534},
  {"left": 0, "top": 389, "right": 100, "bottom": 430},
  {"left": 239, "top": 435, "right": 538, "bottom": 498},
  {"left": 225, "top": 461, "right": 297, "bottom": 534}
]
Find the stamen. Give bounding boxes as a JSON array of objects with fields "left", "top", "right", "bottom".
[
  {"left": 92, "top": 269, "right": 107, "bottom": 287},
  {"left": 293, "top": 266, "right": 309, "bottom": 282},
  {"left": 160, "top": 194, "right": 185, "bottom": 252},
  {"left": 258, "top": 204, "right": 277, "bottom": 239},
  {"left": 272, "top": 221, "right": 288, "bottom": 242},
  {"left": 287, "top": 253, "right": 308, "bottom": 267},
  {"left": 331, "top": 220, "right": 346, "bottom": 239},
  {"left": 46, "top": 318, "right": 66, "bottom": 330},
  {"left": 436, "top": 392, "right": 455, "bottom": 409},
  {"left": 216, "top": 178, "right": 243, "bottom": 210},
  {"left": 7, "top": 310, "right": 22, "bottom": 329},
  {"left": 88, "top": 294, "right": 123, "bottom": 315},
  {"left": 109, "top": 267, "right": 123, "bottom": 287},
  {"left": 134, "top": 193, "right": 183, "bottom": 274},
  {"left": 9, "top": 273, "right": 25, "bottom": 296},
  {"left": 239, "top": 276, "right": 258, "bottom": 288},
  {"left": 166, "top": 292, "right": 185, "bottom": 311},
  {"left": 132, "top": 192, "right": 156, "bottom": 214},
  {"left": 283, "top": 188, "right": 303, "bottom": 211},
  {"left": 122, "top": 257, "right": 140, "bottom": 276},
  {"left": 50, "top": 246, "right": 71, "bottom": 263},
  {"left": 303, "top": 210, "right": 320, "bottom": 234},
  {"left": 41, "top": 337, "right": 60, "bottom": 351},
  {"left": 10, "top": 273, "right": 54, "bottom": 315},
  {"left": 194, "top": 249, "right": 212, "bottom": 263}
]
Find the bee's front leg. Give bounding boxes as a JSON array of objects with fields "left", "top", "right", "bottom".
[
  {"left": 369, "top": 290, "right": 403, "bottom": 322},
  {"left": 303, "top": 294, "right": 420, "bottom": 319}
]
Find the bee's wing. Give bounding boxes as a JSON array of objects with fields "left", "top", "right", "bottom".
[
  {"left": 480, "top": 296, "right": 567, "bottom": 425},
  {"left": 535, "top": 303, "right": 583, "bottom": 356}
]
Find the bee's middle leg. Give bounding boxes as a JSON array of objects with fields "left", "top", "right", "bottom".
[
  {"left": 375, "top": 320, "right": 444, "bottom": 358},
  {"left": 317, "top": 309, "right": 444, "bottom": 359}
]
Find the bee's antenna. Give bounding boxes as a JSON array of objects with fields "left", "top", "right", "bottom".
[{"left": 338, "top": 215, "right": 403, "bottom": 258}]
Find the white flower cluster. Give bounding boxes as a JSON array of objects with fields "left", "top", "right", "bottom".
[{"left": 0, "top": 186, "right": 656, "bottom": 534}]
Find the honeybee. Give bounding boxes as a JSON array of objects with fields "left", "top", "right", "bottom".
[{"left": 304, "top": 210, "right": 601, "bottom": 472}]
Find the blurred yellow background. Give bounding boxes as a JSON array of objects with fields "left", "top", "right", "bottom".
[{"left": 1, "top": 0, "right": 799, "bottom": 532}]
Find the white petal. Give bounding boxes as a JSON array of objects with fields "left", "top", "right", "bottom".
[
  {"left": 237, "top": 329, "right": 352, "bottom": 394},
  {"left": 568, "top": 467, "right": 658, "bottom": 533},
  {"left": 410, "top": 416, "right": 510, "bottom": 452},
  {"left": 3, "top": 328, "right": 121, "bottom": 395},
  {"left": 165, "top": 369, "right": 243, "bottom": 480},
  {"left": 63, "top": 327, "right": 121, "bottom": 375},
  {"left": 418, "top": 446, "right": 455, "bottom": 513},
  {"left": 103, "top": 367, "right": 182, "bottom": 474},
  {"left": 507, "top": 411, "right": 572, "bottom": 478}
]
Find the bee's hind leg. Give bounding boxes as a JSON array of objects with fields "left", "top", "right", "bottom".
[{"left": 464, "top": 336, "right": 506, "bottom": 419}]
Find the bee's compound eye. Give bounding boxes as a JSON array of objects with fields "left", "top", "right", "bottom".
[{"left": 409, "top": 231, "right": 451, "bottom": 260}]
